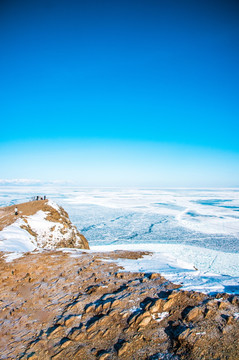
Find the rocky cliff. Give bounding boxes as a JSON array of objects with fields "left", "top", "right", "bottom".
[
  {"left": 0, "top": 249, "right": 238, "bottom": 360},
  {"left": 0, "top": 200, "right": 89, "bottom": 252}
]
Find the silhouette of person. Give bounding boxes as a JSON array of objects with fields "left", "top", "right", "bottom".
[{"left": 15, "top": 207, "right": 18, "bottom": 216}]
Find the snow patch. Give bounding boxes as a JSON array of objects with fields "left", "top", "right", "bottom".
[
  {"left": 47, "top": 200, "right": 60, "bottom": 211},
  {"left": 4, "top": 252, "right": 25, "bottom": 262},
  {"left": 0, "top": 219, "right": 37, "bottom": 253},
  {"left": 26, "top": 210, "right": 72, "bottom": 248},
  {"left": 234, "top": 313, "right": 239, "bottom": 320},
  {"left": 152, "top": 312, "right": 169, "bottom": 322},
  {"left": 0, "top": 205, "right": 77, "bottom": 259}
]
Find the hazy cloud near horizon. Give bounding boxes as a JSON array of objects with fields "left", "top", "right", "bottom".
[{"left": 0, "top": 140, "right": 238, "bottom": 187}]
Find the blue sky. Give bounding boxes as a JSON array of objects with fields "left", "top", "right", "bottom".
[{"left": 0, "top": 0, "right": 239, "bottom": 186}]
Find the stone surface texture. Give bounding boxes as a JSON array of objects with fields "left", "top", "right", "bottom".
[{"left": 0, "top": 249, "right": 238, "bottom": 360}]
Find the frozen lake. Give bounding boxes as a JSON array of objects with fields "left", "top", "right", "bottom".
[
  {"left": 0, "top": 186, "right": 239, "bottom": 294},
  {"left": 1, "top": 186, "right": 238, "bottom": 250}
]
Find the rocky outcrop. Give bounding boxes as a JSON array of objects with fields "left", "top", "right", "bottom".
[
  {"left": 0, "top": 200, "right": 89, "bottom": 251},
  {"left": 0, "top": 249, "right": 238, "bottom": 360},
  {"left": 0, "top": 202, "right": 238, "bottom": 359}
]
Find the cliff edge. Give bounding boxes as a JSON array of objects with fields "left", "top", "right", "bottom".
[{"left": 0, "top": 200, "right": 89, "bottom": 252}]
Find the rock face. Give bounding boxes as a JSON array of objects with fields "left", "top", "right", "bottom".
[
  {"left": 0, "top": 249, "right": 238, "bottom": 360},
  {"left": 0, "top": 200, "right": 89, "bottom": 251}
]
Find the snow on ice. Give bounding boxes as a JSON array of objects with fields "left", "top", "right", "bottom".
[{"left": 0, "top": 186, "right": 239, "bottom": 295}]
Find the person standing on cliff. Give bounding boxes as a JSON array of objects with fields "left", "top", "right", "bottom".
[{"left": 14, "top": 206, "right": 18, "bottom": 216}]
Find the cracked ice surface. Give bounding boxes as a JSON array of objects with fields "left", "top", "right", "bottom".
[{"left": 0, "top": 186, "right": 239, "bottom": 293}]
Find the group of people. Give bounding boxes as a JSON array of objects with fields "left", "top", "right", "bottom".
[{"left": 32, "top": 195, "right": 47, "bottom": 201}]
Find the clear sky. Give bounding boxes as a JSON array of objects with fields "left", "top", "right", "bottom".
[{"left": 0, "top": 0, "right": 239, "bottom": 187}]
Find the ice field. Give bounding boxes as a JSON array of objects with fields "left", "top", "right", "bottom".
[{"left": 0, "top": 186, "right": 239, "bottom": 294}]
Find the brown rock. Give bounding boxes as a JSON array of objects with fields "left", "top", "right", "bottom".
[
  {"left": 136, "top": 311, "right": 151, "bottom": 324},
  {"left": 227, "top": 316, "right": 235, "bottom": 325},
  {"left": 218, "top": 301, "right": 230, "bottom": 310},
  {"left": 163, "top": 298, "right": 175, "bottom": 311},
  {"left": 60, "top": 339, "right": 72, "bottom": 349},
  {"left": 0, "top": 244, "right": 238, "bottom": 360},
  {"left": 65, "top": 316, "right": 77, "bottom": 326},
  {"left": 118, "top": 341, "right": 130, "bottom": 357},
  {"left": 150, "top": 273, "right": 160, "bottom": 279},
  {"left": 98, "top": 351, "right": 111, "bottom": 360},
  {"left": 51, "top": 351, "right": 64, "bottom": 360},
  {"left": 186, "top": 307, "right": 204, "bottom": 322},
  {"left": 205, "top": 308, "right": 216, "bottom": 319},
  {"left": 48, "top": 325, "right": 64, "bottom": 339},
  {"left": 230, "top": 296, "right": 239, "bottom": 305},
  {"left": 138, "top": 316, "right": 152, "bottom": 327},
  {"left": 85, "top": 304, "right": 96, "bottom": 313},
  {"left": 88, "top": 330, "right": 99, "bottom": 339},
  {"left": 102, "top": 301, "right": 112, "bottom": 311},
  {"left": 72, "top": 331, "right": 86, "bottom": 341},
  {"left": 111, "top": 299, "right": 121, "bottom": 308},
  {"left": 102, "top": 328, "right": 110, "bottom": 338},
  {"left": 149, "top": 299, "right": 165, "bottom": 313},
  {"left": 178, "top": 328, "right": 191, "bottom": 341}
]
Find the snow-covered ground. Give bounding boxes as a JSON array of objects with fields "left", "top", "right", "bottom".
[
  {"left": 0, "top": 186, "right": 239, "bottom": 294},
  {"left": 0, "top": 219, "right": 36, "bottom": 253},
  {"left": 90, "top": 244, "right": 239, "bottom": 295},
  {"left": 0, "top": 200, "right": 80, "bottom": 257}
]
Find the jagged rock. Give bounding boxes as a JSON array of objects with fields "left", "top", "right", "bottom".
[
  {"left": 88, "top": 330, "right": 100, "bottom": 339},
  {"left": 48, "top": 325, "right": 64, "bottom": 339},
  {"left": 231, "top": 296, "right": 239, "bottom": 305},
  {"left": 186, "top": 307, "right": 204, "bottom": 322},
  {"left": 205, "top": 308, "right": 217, "bottom": 319},
  {"left": 111, "top": 299, "right": 121, "bottom": 308},
  {"left": 72, "top": 331, "right": 86, "bottom": 341},
  {"left": 51, "top": 352, "right": 64, "bottom": 360},
  {"left": 98, "top": 353, "right": 111, "bottom": 360},
  {"left": 149, "top": 299, "right": 165, "bottom": 313},
  {"left": 136, "top": 311, "right": 151, "bottom": 323},
  {"left": 0, "top": 248, "right": 238, "bottom": 360},
  {"left": 178, "top": 328, "right": 191, "bottom": 341},
  {"left": 117, "top": 341, "right": 130, "bottom": 357},
  {"left": 85, "top": 304, "right": 96, "bottom": 313},
  {"left": 150, "top": 273, "right": 160, "bottom": 279},
  {"left": 163, "top": 291, "right": 190, "bottom": 312},
  {"left": 138, "top": 315, "right": 152, "bottom": 327},
  {"left": 60, "top": 338, "right": 72, "bottom": 349},
  {"left": 219, "top": 301, "right": 230, "bottom": 310},
  {"left": 163, "top": 299, "right": 175, "bottom": 311},
  {"left": 102, "top": 301, "right": 112, "bottom": 311},
  {"left": 102, "top": 328, "right": 110, "bottom": 338}
]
